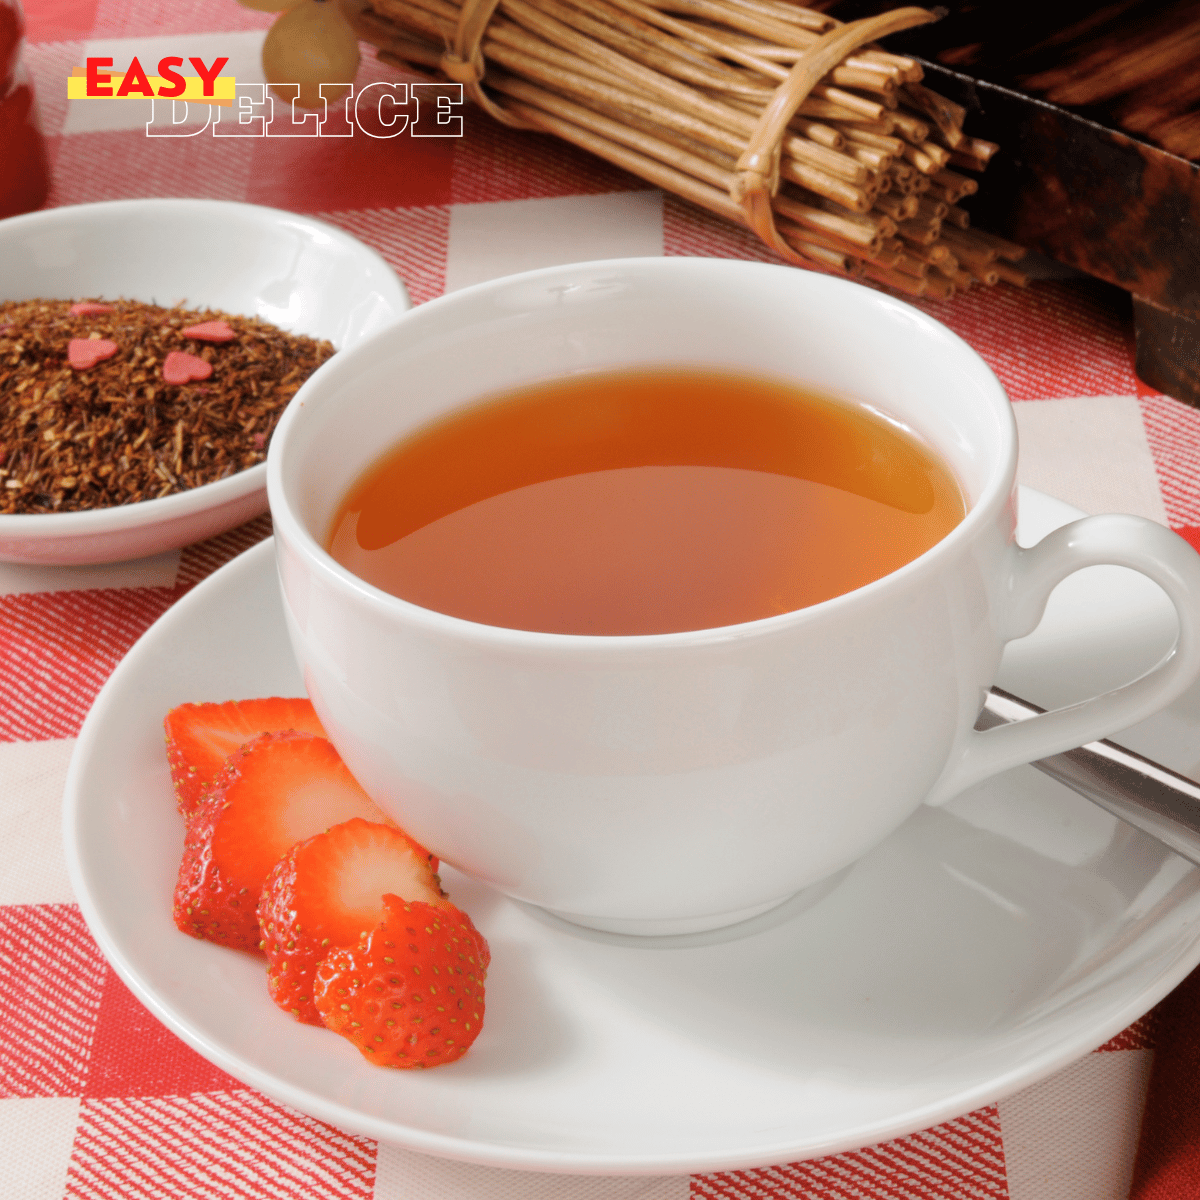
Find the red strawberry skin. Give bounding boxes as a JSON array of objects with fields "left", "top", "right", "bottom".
[
  {"left": 258, "top": 818, "right": 443, "bottom": 1024},
  {"left": 314, "top": 895, "right": 488, "bottom": 1068},
  {"left": 173, "top": 732, "right": 393, "bottom": 950},
  {"left": 165, "top": 697, "right": 326, "bottom": 821}
]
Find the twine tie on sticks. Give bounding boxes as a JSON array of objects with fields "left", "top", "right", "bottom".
[
  {"left": 440, "top": 0, "right": 533, "bottom": 126},
  {"left": 731, "top": 8, "right": 937, "bottom": 266}
]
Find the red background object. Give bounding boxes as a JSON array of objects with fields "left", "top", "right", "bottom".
[{"left": 0, "top": 0, "right": 50, "bottom": 219}]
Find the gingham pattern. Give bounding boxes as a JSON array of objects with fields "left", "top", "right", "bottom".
[
  {"left": 65, "top": 1091, "right": 377, "bottom": 1199},
  {"left": 693, "top": 1109, "right": 1009, "bottom": 1200},
  {"left": 4, "top": 1, "right": 1200, "bottom": 1195}
]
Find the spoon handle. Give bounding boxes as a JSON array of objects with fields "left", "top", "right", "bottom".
[{"left": 980, "top": 687, "right": 1200, "bottom": 867}]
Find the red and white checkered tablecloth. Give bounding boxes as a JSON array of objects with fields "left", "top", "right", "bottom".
[{"left": 6, "top": 0, "right": 1200, "bottom": 1195}]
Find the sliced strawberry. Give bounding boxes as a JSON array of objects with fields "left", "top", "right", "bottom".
[
  {"left": 258, "top": 818, "right": 444, "bottom": 1024},
  {"left": 173, "top": 732, "right": 398, "bottom": 950},
  {"left": 164, "top": 696, "right": 326, "bottom": 821},
  {"left": 314, "top": 894, "right": 488, "bottom": 1068}
]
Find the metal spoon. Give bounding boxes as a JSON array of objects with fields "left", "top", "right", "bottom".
[{"left": 980, "top": 687, "right": 1200, "bottom": 867}]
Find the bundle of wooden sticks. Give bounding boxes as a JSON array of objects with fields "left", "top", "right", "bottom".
[{"left": 342, "top": 0, "right": 1029, "bottom": 298}]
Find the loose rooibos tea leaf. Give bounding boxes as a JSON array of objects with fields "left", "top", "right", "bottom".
[{"left": 0, "top": 298, "right": 336, "bottom": 514}]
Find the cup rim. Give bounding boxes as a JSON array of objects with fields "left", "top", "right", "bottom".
[{"left": 268, "top": 257, "right": 1016, "bottom": 650}]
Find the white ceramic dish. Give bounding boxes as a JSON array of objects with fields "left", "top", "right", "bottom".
[
  {"left": 0, "top": 199, "right": 409, "bottom": 565},
  {"left": 63, "top": 488, "right": 1200, "bottom": 1175}
]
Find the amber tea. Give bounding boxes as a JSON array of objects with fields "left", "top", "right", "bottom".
[{"left": 327, "top": 369, "right": 966, "bottom": 635}]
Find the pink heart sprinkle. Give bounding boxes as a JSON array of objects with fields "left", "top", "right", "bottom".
[
  {"left": 181, "top": 320, "right": 235, "bottom": 343},
  {"left": 68, "top": 338, "right": 119, "bottom": 370},
  {"left": 162, "top": 350, "right": 213, "bottom": 385},
  {"left": 70, "top": 302, "right": 114, "bottom": 316}
]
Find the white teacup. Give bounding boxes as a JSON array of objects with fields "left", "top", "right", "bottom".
[{"left": 268, "top": 258, "right": 1200, "bottom": 936}]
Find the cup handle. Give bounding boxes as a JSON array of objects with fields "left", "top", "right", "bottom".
[{"left": 925, "top": 514, "right": 1200, "bottom": 807}]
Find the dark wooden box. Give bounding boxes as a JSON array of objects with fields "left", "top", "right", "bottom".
[{"left": 833, "top": 0, "right": 1200, "bottom": 404}]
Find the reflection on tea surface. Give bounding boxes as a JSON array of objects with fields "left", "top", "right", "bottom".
[{"left": 328, "top": 369, "right": 966, "bottom": 634}]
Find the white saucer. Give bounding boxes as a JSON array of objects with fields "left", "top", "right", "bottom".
[{"left": 63, "top": 488, "right": 1200, "bottom": 1174}]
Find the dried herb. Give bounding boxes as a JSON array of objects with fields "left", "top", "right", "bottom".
[{"left": 0, "top": 298, "right": 336, "bottom": 514}]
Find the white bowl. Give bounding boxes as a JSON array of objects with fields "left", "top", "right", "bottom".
[{"left": 0, "top": 199, "right": 409, "bottom": 564}]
